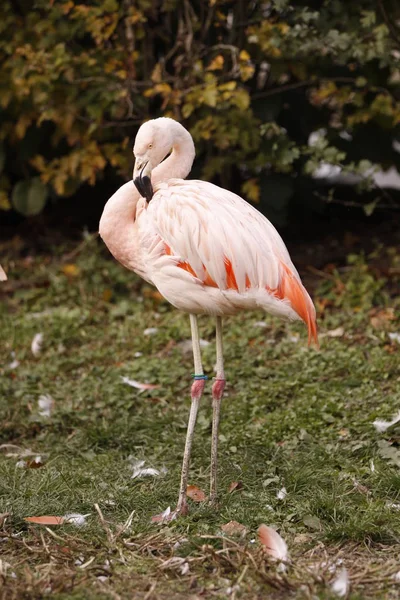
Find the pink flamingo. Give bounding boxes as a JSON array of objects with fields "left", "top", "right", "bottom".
[{"left": 99, "top": 117, "right": 318, "bottom": 518}]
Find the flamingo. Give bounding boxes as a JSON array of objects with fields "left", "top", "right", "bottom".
[{"left": 99, "top": 117, "right": 318, "bottom": 518}]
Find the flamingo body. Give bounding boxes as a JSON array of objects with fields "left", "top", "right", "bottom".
[
  {"left": 99, "top": 117, "right": 318, "bottom": 517},
  {"left": 101, "top": 176, "right": 317, "bottom": 343}
]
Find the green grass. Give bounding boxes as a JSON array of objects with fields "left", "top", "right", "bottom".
[{"left": 1, "top": 237, "right": 400, "bottom": 599}]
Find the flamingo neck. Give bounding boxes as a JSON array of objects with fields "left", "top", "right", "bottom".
[{"left": 152, "top": 122, "right": 195, "bottom": 184}]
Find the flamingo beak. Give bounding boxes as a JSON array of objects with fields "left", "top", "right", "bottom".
[{"left": 133, "top": 160, "right": 154, "bottom": 202}]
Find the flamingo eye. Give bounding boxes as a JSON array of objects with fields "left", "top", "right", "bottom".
[{"left": 148, "top": 143, "right": 153, "bottom": 149}]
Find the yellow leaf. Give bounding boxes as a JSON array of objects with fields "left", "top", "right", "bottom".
[
  {"left": 232, "top": 88, "right": 250, "bottom": 110},
  {"left": 207, "top": 55, "right": 224, "bottom": 71},
  {"left": 242, "top": 178, "right": 260, "bottom": 203},
  {"left": 202, "top": 86, "right": 218, "bottom": 107},
  {"left": 219, "top": 81, "right": 236, "bottom": 92},
  {"left": 61, "top": 264, "right": 80, "bottom": 278},
  {"left": 239, "top": 50, "right": 250, "bottom": 61},
  {"left": 151, "top": 63, "right": 162, "bottom": 83},
  {"left": 15, "top": 115, "right": 33, "bottom": 139},
  {"left": 0, "top": 191, "right": 11, "bottom": 210},
  {"left": 182, "top": 103, "right": 194, "bottom": 118}
]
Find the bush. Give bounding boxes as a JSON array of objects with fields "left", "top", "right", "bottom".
[{"left": 1, "top": 0, "right": 399, "bottom": 223}]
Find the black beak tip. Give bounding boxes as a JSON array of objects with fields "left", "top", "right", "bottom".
[{"left": 133, "top": 176, "right": 154, "bottom": 202}]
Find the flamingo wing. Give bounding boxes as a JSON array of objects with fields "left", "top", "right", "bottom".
[{"left": 145, "top": 179, "right": 317, "bottom": 344}]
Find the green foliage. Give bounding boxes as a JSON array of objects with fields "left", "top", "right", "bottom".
[
  {"left": 1, "top": 0, "right": 400, "bottom": 219},
  {"left": 11, "top": 177, "right": 48, "bottom": 216}
]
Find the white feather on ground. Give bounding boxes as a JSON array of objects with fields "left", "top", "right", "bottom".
[
  {"left": 373, "top": 410, "right": 400, "bottom": 433},
  {"left": 331, "top": 567, "right": 349, "bottom": 597},
  {"left": 31, "top": 333, "right": 44, "bottom": 356}
]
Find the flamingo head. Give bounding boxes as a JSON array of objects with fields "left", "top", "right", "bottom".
[{"left": 133, "top": 119, "right": 174, "bottom": 202}]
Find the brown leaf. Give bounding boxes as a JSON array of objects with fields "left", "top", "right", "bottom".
[
  {"left": 370, "top": 307, "right": 395, "bottom": 330},
  {"left": 25, "top": 515, "right": 65, "bottom": 525},
  {"left": 102, "top": 288, "right": 112, "bottom": 302},
  {"left": 186, "top": 485, "right": 206, "bottom": 502},
  {"left": 221, "top": 520, "right": 248, "bottom": 537},
  {"left": 228, "top": 481, "right": 243, "bottom": 493},
  {"left": 26, "top": 457, "right": 45, "bottom": 469}
]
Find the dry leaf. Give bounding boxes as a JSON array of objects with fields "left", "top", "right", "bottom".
[
  {"left": 25, "top": 515, "right": 65, "bottom": 525},
  {"left": 228, "top": 481, "right": 243, "bottom": 493},
  {"left": 102, "top": 288, "right": 112, "bottom": 302},
  {"left": 26, "top": 456, "right": 45, "bottom": 469},
  {"left": 369, "top": 307, "right": 395, "bottom": 330},
  {"left": 221, "top": 520, "right": 248, "bottom": 537},
  {"left": 186, "top": 485, "right": 206, "bottom": 502},
  {"left": 0, "top": 265, "right": 7, "bottom": 281},
  {"left": 258, "top": 524, "right": 288, "bottom": 561},
  {"left": 121, "top": 376, "right": 160, "bottom": 392}
]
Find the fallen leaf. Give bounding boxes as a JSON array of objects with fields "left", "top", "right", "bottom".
[
  {"left": 186, "top": 485, "right": 206, "bottom": 502},
  {"left": 377, "top": 439, "right": 400, "bottom": 468},
  {"left": 61, "top": 264, "right": 80, "bottom": 278},
  {"left": 258, "top": 524, "right": 288, "bottom": 561},
  {"left": 102, "top": 288, "right": 112, "bottom": 302},
  {"left": 228, "top": 481, "right": 243, "bottom": 493},
  {"left": 31, "top": 333, "right": 43, "bottom": 356},
  {"left": 331, "top": 567, "right": 349, "bottom": 597},
  {"left": 0, "top": 265, "right": 7, "bottom": 281},
  {"left": 303, "top": 515, "right": 321, "bottom": 531},
  {"left": 25, "top": 516, "right": 65, "bottom": 525},
  {"left": 373, "top": 410, "right": 400, "bottom": 433},
  {"left": 121, "top": 376, "right": 160, "bottom": 392},
  {"left": 369, "top": 307, "right": 395, "bottom": 330},
  {"left": 221, "top": 520, "right": 248, "bottom": 537},
  {"left": 26, "top": 456, "right": 45, "bottom": 469}
]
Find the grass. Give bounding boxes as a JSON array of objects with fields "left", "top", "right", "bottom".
[{"left": 1, "top": 236, "right": 400, "bottom": 599}]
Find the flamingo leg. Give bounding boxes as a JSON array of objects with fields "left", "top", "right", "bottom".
[
  {"left": 175, "top": 314, "right": 205, "bottom": 515},
  {"left": 210, "top": 316, "right": 225, "bottom": 505}
]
